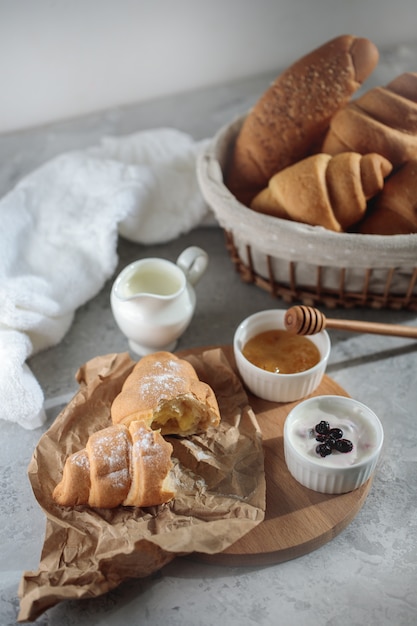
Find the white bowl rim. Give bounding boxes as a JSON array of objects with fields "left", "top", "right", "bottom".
[
  {"left": 284, "top": 394, "right": 384, "bottom": 473},
  {"left": 233, "top": 309, "right": 331, "bottom": 380}
]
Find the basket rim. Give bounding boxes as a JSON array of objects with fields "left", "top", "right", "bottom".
[{"left": 197, "top": 115, "right": 417, "bottom": 269}]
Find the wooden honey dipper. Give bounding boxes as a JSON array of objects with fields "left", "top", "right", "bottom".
[{"left": 284, "top": 305, "right": 417, "bottom": 339}]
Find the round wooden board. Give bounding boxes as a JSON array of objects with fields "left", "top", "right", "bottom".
[{"left": 178, "top": 345, "right": 373, "bottom": 567}]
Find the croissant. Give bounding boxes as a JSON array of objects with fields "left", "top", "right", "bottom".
[
  {"left": 111, "top": 351, "right": 221, "bottom": 436},
  {"left": 226, "top": 35, "right": 379, "bottom": 204},
  {"left": 250, "top": 152, "right": 392, "bottom": 232},
  {"left": 359, "top": 159, "right": 417, "bottom": 235},
  {"left": 52, "top": 420, "right": 175, "bottom": 508},
  {"left": 322, "top": 72, "right": 417, "bottom": 167}
]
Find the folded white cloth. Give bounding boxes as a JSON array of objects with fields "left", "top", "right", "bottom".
[{"left": 0, "top": 128, "right": 211, "bottom": 429}]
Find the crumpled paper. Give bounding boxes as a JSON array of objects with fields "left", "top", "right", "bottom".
[{"left": 18, "top": 348, "right": 265, "bottom": 622}]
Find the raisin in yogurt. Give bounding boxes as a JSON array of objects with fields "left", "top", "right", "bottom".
[{"left": 283, "top": 395, "right": 384, "bottom": 494}]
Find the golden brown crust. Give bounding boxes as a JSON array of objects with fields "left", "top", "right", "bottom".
[
  {"left": 359, "top": 159, "right": 417, "bottom": 234},
  {"left": 52, "top": 449, "right": 91, "bottom": 507},
  {"left": 322, "top": 73, "right": 417, "bottom": 167},
  {"left": 328, "top": 152, "right": 392, "bottom": 229},
  {"left": 226, "top": 35, "right": 379, "bottom": 204},
  {"left": 250, "top": 152, "right": 392, "bottom": 232},
  {"left": 124, "top": 421, "right": 175, "bottom": 508},
  {"left": 111, "top": 351, "right": 221, "bottom": 436},
  {"left": 52, "top": 420, "right": 175, "bottom": 509},
  {"left": 87, "top": 424, "right": 131, "bottom": 508},
  {"left": 252, "top": 153, "right": 338, "bottom": 229}
]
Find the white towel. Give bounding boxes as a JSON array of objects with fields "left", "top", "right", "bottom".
[{"left": 0, "top": 128, "right": 211, "bottom": 429}]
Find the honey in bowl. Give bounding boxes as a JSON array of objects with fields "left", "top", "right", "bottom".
[{"left": 242, "top": 329, "right": 320, "bottom": 374}]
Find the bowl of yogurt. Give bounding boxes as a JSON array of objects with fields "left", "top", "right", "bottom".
[
  {"left": 233, "top": 309, "right": 331, "bottom": 402},
  {"left": 283, "top": 395, "right": 384, "bottom": 494}
]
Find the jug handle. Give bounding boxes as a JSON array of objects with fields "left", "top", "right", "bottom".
[{"left": 176, "top": 246, "right": 208, "bottom": 286}]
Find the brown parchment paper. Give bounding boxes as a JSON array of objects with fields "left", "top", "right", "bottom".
[{"left": 18, "top": 348, "right": 265, "bottom": 622}]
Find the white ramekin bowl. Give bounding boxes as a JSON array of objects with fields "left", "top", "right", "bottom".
[
  {"left": 283, "top": 395, "right": 384, "bottom": 494},
  {"left": 233, "top": 309, "right": 331, "bottom": 403}
]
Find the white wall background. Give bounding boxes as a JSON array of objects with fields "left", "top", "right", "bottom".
[{"left": 1, "top": 0, "right": 416, "bottom": 134}]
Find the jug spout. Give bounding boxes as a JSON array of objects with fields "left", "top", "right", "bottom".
[{"left": 114, "top": 289, "right": 177, "bottom": 316}]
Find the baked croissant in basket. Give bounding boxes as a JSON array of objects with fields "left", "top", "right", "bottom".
[
  {"left": 226, "top": 34, "right": 379, "bottom": 204},
  {"left": 322, "top": 72, "right": 417, "bottom": 167},
  {"left": 359, "top": 159, "right": 417, "bottom": 234},
  {"left": 250, "top": 152, "right": 392, "bottom": 232},
  {"left": 111, "top": 351, "right": 221, "bottom": 436},
  {"left": 52, "top": 420, "right": 175, "bottom": 508}
]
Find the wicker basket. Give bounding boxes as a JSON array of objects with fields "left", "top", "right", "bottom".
[{"left": 197, "top": 116, "right": 417, "bottom": 310}]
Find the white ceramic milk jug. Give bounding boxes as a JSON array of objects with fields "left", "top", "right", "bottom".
[{"left": 110, "top": 246, "right": 208, "bottom": 355}]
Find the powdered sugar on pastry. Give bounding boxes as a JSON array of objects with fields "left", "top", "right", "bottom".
[
  {"left": 53, "top": 420, "right": 175, "bottom": 509},
  {"left": 111, "top": 351, "right": 221, "bottom": 436}
]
